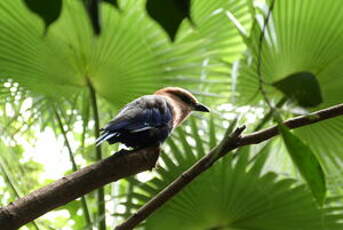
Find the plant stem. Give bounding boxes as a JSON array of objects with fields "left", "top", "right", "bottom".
[
  {"left": 254, "top": 96, "right": 287, "bottom": 131},
  {"left": 125, "top": 181, "right": 134, "bottom": 216},
  {"left": 256, "top": 0, "right": 277, "bottom": 108},
  {"left": 88, "top": 81, "right": 106, "bottom": 230},
  {"left": 53, "top": 107, "right": 92, "bottom": 228},
  {"left": 0, "top": 162, "right": 40, "bottom": 230}
]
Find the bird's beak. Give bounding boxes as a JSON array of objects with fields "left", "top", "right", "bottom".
[{"left": 194, "top": 103, "right": 210, "bottom": 112}]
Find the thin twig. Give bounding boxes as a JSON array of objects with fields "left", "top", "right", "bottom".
[
  {"left": 0, "top": 162, "right": 40, "bottom": 230},
  {"left": 53, "top": 107, "right": 92, "bottom": 228},
  {"left": 240, "top": 103, "right": 343, "bottom": 145},
  {"left": 257, "top": 0, "right": 277, "bottom": 108},
  {"left": 254, "top": 96, "right": 287, "bottom": 131}
]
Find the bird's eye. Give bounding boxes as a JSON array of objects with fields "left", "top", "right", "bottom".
[{"left": 176, "top": 93, "right": 193, "bottom": 105}]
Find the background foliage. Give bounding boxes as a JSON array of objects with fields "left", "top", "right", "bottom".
[{"left": 0, "top": 0, "right": 342, "bottom": 229}]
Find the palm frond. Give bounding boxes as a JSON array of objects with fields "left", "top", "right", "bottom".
[
  {"left": 121, "top": 117, "right": 343, "bottom": 230},
  {"left": 233, "top": 0, "right": 343, "bottom": 193}
]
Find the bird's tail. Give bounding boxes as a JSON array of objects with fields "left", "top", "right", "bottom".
[{"left": 95, "top": 131, "right": 118, "bottom": 146}]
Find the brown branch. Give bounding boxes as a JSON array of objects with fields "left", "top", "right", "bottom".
[
  {"left": 240, "top": 103, "right": 343, "bottom": 145},
  {"left": 0, "top": 147, "right": 160, "bottom": 230},
  {"left": 114, "top": 126, "right": 246, "bottom": 230},
  {"left": 0, "top": 103, "right": 342, "bottom": 230},
  {"left": 115, "top": 103, "right": 343, "bottom": 230}
]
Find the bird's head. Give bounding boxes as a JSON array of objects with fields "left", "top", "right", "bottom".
[{"left": 154, "top": 87, "right": 210, "bottom": 113}]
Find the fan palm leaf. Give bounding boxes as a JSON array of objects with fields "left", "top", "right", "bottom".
[
  {"left": 233, "top": 0, "right": 343, "bottom": 190},
  {"left": 123, "top": 117, "right": 343, "bottom": 230}
]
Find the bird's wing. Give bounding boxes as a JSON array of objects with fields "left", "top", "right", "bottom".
[
  {"left": 96, "top": 95, "right": 172, "bottom": 145},
  {"left": 107, "top": 95, "right": 172, "bottom": 132}
]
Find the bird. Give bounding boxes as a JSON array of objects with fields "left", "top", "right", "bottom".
[{"left": 96, "top": 87, "right": 210, "bottom": 150}]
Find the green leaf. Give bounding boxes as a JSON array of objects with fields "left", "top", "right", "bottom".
[
  {"left": 103, "top": 0, "right": 119, "bottom": 9},
  {"left": 0, "top": 0, "right": 251, "bottom": 109},
  {"left": 122, "top": 117, "right": 342, "bottom": 230},
  {"left": 23, "top": 0, "right": 62, "bottom": 33},
  {"left": 236, "top": 0, "right": 343, "bottom": 108},
  {"left": 294, "top": 117, "right": 343, "bottom": 195},
  {"left": 273, "top": 71, "right": 322, "bottom": 107},
  {"left": 234, "top": 0, "right": 343, "bottom": 194},
  {"left": 0, "top": 0, "right": 168, "bottom": 104},
  {"left": 278, "top": 123, "right": 326, "bottom": 205},
  {"left": 163, "top": 0, "right": 253, "bottom": 106},
  {"left": 146, "top": 0, "right": 191, "bottom": 41},
  {"left": 208, "top": 115, "right": 217, "bottom": 149}
]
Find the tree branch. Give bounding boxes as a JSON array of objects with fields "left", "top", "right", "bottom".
[
  {"left": 114, "top": 126, "right": 247, "bottom": 230},
  {"left": 115, "top": 103, "right": 343, "bottom": 230},
  {"left": 0, "top": 147, "right": 160, "bottom": 230},
  {"left": 240, "top": 103, "right": 343, "bottom": 145},
  {"left": 0, "top": 103, "right": 342, "bottom": 229}
]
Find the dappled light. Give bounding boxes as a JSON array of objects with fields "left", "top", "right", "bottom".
[{"left": 0, "top": 0, "right": 343, "bottom": 230}]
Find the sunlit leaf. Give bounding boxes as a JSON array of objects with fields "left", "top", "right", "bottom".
[
  {"left": 122, "top": 118, "right": 342, "bottom": 230},
  {"left": 103, "top": 0, "right": 119, "bottom": 9},
  {"left": 278, "top": 123, "right": 326, "bottom": 205},
  {"left": 235, "top": 0, "right": 343, "bottom": 194},
  {"left": 237, "top": 0, "right": 343, "bottom": 108},
  {"left": 0, "top": 0, "right": 168, "bottom": 105}
]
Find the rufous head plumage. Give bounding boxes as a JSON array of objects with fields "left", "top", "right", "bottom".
[
  {"left": 155, "top": 87, "right": 209, "bottom": 127},
  {"left": 154, "top": 87, "right": 210, "bottom": 112}
]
